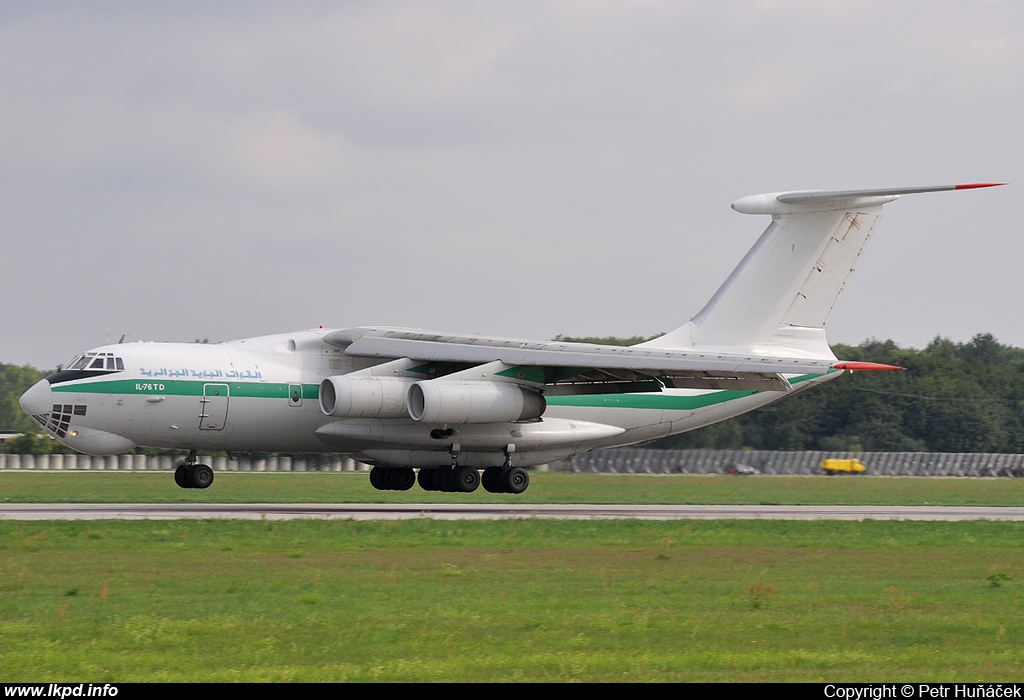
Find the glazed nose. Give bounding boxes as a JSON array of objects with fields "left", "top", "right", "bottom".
[{"left": 19, "top": 379, "right": 53, "bottom": 417}]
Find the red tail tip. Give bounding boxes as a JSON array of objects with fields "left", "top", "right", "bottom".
[
  {"left": 955, "top": 183, "right": 1007, "bottom": 189},
  {"left": 833, "top": 361, "right": 903, "bottom": 371}
]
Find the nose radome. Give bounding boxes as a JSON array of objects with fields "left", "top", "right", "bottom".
[{"left": 19, "top": 379, "right": 53, "bottom": 417}]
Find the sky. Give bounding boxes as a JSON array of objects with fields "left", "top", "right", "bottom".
[{"left": 1, "top": 1, "right": 1021, "bottom": 369}]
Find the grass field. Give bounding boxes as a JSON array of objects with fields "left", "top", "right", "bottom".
[
  {"left": 2, "top": 518, "right": 1023, "bottom": 681},
  {"left": 3, "top": 470, "right": 1024, "bottom": 506},
  {"left": 2, "top": 472, "right": 1024, "bottom": 681}
]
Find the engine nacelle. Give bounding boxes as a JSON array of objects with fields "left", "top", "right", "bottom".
[
  {"left": 319, "top": 376, "right": 413, "bottom": 419},
  {"left": 407, "top": 380, "right": 546, "bottom": 424}
]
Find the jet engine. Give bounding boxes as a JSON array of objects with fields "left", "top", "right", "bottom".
[
  {"left": 319, "top": 376, "right": 413, "bottom": 419},
  {"left": 406, "top": 380, "right": 546, "bottom": 424}
]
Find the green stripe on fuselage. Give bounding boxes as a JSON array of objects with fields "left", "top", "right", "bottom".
[
  {"left": 51, "top": 379, "right": 321, "bottom": 400},
  {"left": 495, "top": 365, "right": 585, "bottom": 384},
  {"left": 51, "top": 372, "right": 826, "bottom": 409},
  {"left": 544, "top": 390, "right": 757, "bottom": 411},
  {"left": 545, "top": 373, "right": 823, "bottom": 411}
]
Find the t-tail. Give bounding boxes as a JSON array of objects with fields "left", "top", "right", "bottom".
[{"left": 641, "top": 183, "right": 1005, "bottom": 360}]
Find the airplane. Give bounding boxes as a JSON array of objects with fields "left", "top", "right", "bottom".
[{"left": 19, "top": 183, "right": 1003, "bottom": 494}]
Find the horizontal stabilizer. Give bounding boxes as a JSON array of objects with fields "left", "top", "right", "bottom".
[
  {"left": 777, "top": 183, "right": 1005, "bottom": 204},
  {"left": 732, "top": 183, "right": 1005, "bottom": 215}
]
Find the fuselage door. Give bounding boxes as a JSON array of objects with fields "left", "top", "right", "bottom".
[
  {"left": 288, "top": 383, "right": 303, "bottom": 407},
  {"left": 199, "top": 383, "right": 230, "bottom": 431}
]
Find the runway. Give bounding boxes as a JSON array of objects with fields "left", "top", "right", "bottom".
[{"left": 3, "top": 503, "right": 1024, "bottom": 521}]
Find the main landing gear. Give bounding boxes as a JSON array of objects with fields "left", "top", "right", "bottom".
[
  {"left": 174, "top": 451, "right": 214, "bottom": 489},
  {"left": 369, "top": 441, "right": 529, "bottom": 494},
  {"left": 369, "top": 465, "right": 530, "bottom": 494},
  {"left": 368, "top": 466, "right": 416, "bottom": 491}
]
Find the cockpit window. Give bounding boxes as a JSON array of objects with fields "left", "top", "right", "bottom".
[{"left": 62, "top": 352, "right": 125, "bottom": 373}]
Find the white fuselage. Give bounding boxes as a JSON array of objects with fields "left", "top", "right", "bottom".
[{"left": 20, "top": 329, "right": 838, "bottom": 468}]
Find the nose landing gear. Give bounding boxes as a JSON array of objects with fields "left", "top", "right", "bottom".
[{"left": 174, "top": 451, "right": 215, "bottom": 489}]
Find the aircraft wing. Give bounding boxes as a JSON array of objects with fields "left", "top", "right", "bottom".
[{"left": 324, "top": 327, "right": 881, "bottom": 393}]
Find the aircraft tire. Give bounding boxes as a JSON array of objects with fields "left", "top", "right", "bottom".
[
  {"left": 503, "top": 467, "right": 529, "bottom": 494},
  {"left": 482, "top": 467, "right": 502, "bottom": 493},
  {"left": 189, "top": 464, "right": 214, "bottom": 489},
  {"left": 433, "top": 466, "right": 454, "bottom": 492},
  {"left": 174, "top": 465, "right": 191, "bottom": 489},
  {"left": 453, "top": 466, "right": 480, "bottom": 493},
  {"left": 370, "top": 466, "right": 411, "bottom": 491},
  {"left": 390, "top": 468, "right": 416, "bottom": 491},
  {"left": 417, "top": 468, "right": 438, "bottom": 491}
]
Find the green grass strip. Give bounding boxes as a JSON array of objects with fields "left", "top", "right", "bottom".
[
  {"left": 3, "top": 472, "right": 1024, "bottom": 506},
  {"left": 1, "top": 519, "right": 1023, "bottom": 681}
]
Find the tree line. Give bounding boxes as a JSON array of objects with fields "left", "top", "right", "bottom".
[
  {"left": 560, "top": 333, "right": 1024, "bottom": 453},
  {"left": 3, "top": 333, "right": 1024, "bottom": 453},
  {"left": 0, "top": 364, "right": 52, "bottom": 453}
]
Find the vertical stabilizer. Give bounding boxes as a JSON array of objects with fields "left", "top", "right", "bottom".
[{"left": 642, "top": 184, "right": 1004, "bottom": 357}]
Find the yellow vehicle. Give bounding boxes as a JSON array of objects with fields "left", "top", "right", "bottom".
[{"left": 821, "top": 458, "right": 866, "bottom": 475}]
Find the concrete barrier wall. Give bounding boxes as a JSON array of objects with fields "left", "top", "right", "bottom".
[
  {"left": 563, "top": 449, "right": 1024, "bottom": 477},
  {"left": 0, "top": 454, "right": 371, "bottom": 472},
  {"left": 2, "top": 450, "right": 1023, "bottom": 476}
]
